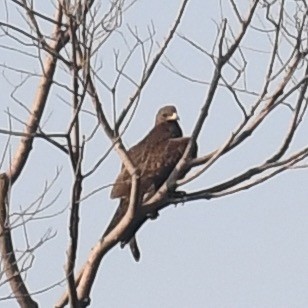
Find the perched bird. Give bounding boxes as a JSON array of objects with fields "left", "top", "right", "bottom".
[{"left": 104, "top": 105, "right": 197, "bottom": 261}]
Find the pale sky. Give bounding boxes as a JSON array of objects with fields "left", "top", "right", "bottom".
[{"left": 1, "top": 1, "right": 308, "bottom": 307}]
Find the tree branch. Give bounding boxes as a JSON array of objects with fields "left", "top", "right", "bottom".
[{"left": 0, "top": 173, "right": 38, "bottom": 308}]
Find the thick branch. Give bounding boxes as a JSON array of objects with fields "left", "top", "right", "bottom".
[
  {"left": 0, "top": 173, "right": 38, "bottom": 308},
  {"left": 6, "top": 5, "right": 65, "bottom": 183}
]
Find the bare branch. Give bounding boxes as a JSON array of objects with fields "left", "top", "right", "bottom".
[
  {"left": 115, "top": 0, "right": 190, "bottom": 131},
  {"left": 0, "top": 173, "right": 38, "bottom": 308}
]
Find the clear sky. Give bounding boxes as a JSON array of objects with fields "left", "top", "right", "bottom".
[{"left": 1, "top": 1, "right": 308, "bottom": 307}]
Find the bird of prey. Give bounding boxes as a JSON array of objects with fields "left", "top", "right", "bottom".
[{"left": 104, "top": 105, "right": 197, "bottom": 261}]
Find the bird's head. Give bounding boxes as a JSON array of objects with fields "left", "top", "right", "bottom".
[{"left": 155, "top": 105, "right": 179, "bottom": 125}]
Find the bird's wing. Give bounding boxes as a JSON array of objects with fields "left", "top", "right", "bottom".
[{"left": 110, "top": 122, "right": 185, "bottom": 199}]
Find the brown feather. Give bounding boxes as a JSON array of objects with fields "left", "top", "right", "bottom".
[
  {"left": 104, "top": 106, "right": 197, "bottom": 261},
  {"left": 110, "top": 120, "right": 183, "bottom": 199}
]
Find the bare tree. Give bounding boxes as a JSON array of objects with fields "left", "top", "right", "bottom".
[{"left": 0, "top": 0, "right": 307, "bottom": 307}]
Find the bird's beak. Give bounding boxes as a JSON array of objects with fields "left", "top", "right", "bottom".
[{"left": 167, "top": 112, "right": 179, "bottom": 121}]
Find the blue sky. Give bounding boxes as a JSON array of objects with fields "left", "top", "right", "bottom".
[{"left": 1, "top": 1, "right": 308, "bottom": 307}]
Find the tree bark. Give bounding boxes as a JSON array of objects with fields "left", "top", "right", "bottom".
[{"left": 0, "top": 173, "right": 38, "bottom": 308}]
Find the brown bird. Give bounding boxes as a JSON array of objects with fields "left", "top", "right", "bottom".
[{"left": 104, "top": 105, "right": 197, "bottom": 261}]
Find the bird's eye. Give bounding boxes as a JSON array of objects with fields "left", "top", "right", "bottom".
[{"left": 162, "top": 113, "right": 168, "bottom": 117}]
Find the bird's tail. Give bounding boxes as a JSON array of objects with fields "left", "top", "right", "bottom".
[
  {"left": 128, "top": 236, "right": 140, "bottom": 262},
  {"left": 104, "top": 199, "right": 141, "bottom": 262}
]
